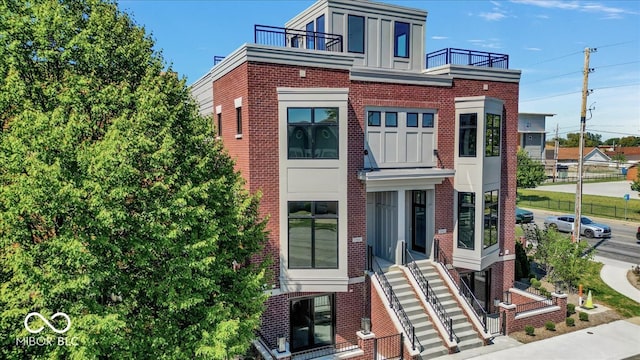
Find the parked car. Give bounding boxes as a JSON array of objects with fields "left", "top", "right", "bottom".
[
  {"left": 516, "top": 207, "right": 534, "bottom": 224},
  {"left": 636, "top": 226, "right": 640, "bottom": 241},
  {"left": 543, "top": 215, "right": 611, "bottom": 238}
]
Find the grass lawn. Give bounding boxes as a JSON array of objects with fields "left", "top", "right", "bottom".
[
  {"left": 579, "top": 261, "right": 640, "bottom": 318},
  {"left": 517, "top": 188, "right": 640, "bottom": 221}
]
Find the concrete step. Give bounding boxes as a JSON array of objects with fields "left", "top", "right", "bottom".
[
  {"left": 457, "top": 338, "right": 484, "bottom": 352},
  {"left": 404, "top": 305, "right": 426, "bottom": 317},
  {"left": 420, "top": 344, "right": 449, "bottom": 360},
  {"left": 415, "top": 328, "right": 440, "bottom": 341},
  {"left": 455, "top": 329, "right": 480, "bottom": 343}
]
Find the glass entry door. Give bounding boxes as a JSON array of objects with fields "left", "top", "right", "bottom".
[
  {"left": 412, "top": 191, "right": 426, "bottom": 253},
  {"left": 290, "top": 294, "right": 335, "bottom": 351}
]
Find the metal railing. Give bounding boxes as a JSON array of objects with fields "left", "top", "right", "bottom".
[
  {"left": 513, "top": 281, "right": 552, "bottom": 299},
  {"left": 291, "top": 341, "right": 359, "bottom": 360},
  {"left": 254, "top": 25, "right": 343, "bottom": 52},
  {"left": 374, "top": 333, "right": 403, "bottom": 360},
  {"left": 426, "top": 48, "right": 509, "bottom": 69},
  {"left": 213, "top": 55, "right": 225, "bottom": 65},
  {"left": 371, "top": 257, "right": 422, "bottom": 353},
  {"left": 404, "top": 248, "right": 456, "bottom": 342},
  {"left": 515, "top": 297, "right": 558, "bottom": 315},
  {"left": 433, "top": 239, "right": 501, "bottom": 335}
]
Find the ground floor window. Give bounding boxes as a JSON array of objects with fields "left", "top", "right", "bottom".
[{"left": 290, "top": 294, "right": 335, "bottom": 351}]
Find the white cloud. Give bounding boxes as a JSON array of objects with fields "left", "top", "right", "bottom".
[
  {"left": 510, "top": 0, "right": 638, "bottom": 19},
  {"left": 525, "top": 47, "right": 543, "bottom": 51},
  {"left": 431, "top": 36, "right": 448, "bottom": 40},
  {"left": 479, "top": 11, "right": 507, "bottom": 21}
]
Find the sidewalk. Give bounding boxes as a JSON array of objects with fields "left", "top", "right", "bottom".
[{"left": 594, "top": 255, "right": 640, "bottom": 303}]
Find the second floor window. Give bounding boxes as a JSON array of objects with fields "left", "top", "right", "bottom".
[
  {"left": 394, "top": 22, "right": 410, "bottom": 58},
  {"left": 457, "top": 192, "right": 475, "bottom": 250},
  {"left": 347, "top": 15, "right": 364, "bottom": 53},
  {"left": 485, "top": 113, "right": 501, "bottom": 157},
  {"left": 288, "top": 107, "right": 338, "bottom": 159},
  {"left": 217, "top": 113, "right": 222, "bottom": 137},
  {"left": 288, "top": 201, "right": 338, "bottom": 269},
  {"left": 306, "top": 21, "right": 315, "bottom": 49},
  {"left": 236, "top": 107, "right": 242, "bottom": 135},
  {"left": 483, "top": 190, "right": 499, "bottom": 248},
  {"left": 459, "top": 113, "right": 477, "bottom": 157}
]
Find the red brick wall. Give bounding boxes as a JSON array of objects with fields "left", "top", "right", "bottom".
[
  {"left": 502, "top": 294, "right": 568, "bottom": 333},
  {"left": 370, "top": 283, "right": 414, "bottom": 360}
]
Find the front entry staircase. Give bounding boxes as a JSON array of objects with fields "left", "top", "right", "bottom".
[{"left": 372, "top": 256, "right": 485, "bottom": 359}]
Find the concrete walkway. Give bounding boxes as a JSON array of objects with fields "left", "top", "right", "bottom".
[
  {"left": 595, "top": 255, "right": 640, "bottom": 303},
  {"left": 538, "top": 180, "right": 640, "bottom": 199}
]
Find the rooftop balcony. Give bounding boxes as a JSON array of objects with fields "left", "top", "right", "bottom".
[
  {"left": 426, "top": 48, "right": 509, "bottom": 69},
  {"left": 254, "top": 24, "right": 343, "bottom": 53}
]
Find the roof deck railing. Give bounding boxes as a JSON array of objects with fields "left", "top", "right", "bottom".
[
  {"left": 254, "top": 24, "right": 343, "bottom": 53},
  {"left": 426, "top": 48, "right": 509, "bottom": 69}
]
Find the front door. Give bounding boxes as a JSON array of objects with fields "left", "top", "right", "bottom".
[
  {"left": 412, "top": 190, "right": 426, "bottom": 253},
  {"left": 290, "top": 294, "right": 335, "bottom": 352}
]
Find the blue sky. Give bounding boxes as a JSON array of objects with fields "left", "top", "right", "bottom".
[{"left": 119, "top": 0, "right": 640, "bottom": 141}]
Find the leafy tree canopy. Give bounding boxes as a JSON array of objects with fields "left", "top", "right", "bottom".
[
  {"left": 517, "top": 149, "right": 547, "bottom": 189},
  {"left": 563, "top": 132, "right": 602, "bottom": 147},
  {"left": 0, "top": 1, "right": 267, "bottom": 359}
]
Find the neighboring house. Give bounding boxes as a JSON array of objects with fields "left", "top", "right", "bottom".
[
  {"left": 518, "top": 112, "right": 553, "bottom": 161},
  {"left": 553, "top": 147, "right": 611, "bottom": 166},
  {"left": 190, "top": 0, "right": 530, "bottom": 358},
  {"left": 601, "top": 146, "right": 640, "bottom": 164},
  {"left": 626, "top": 163, "right": 638, "bottom": 181}
]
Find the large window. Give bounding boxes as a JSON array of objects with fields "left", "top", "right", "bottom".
[
  {"left": 306, "top": 21, "right": 315, "bottom": 50},
  {"left": 288, "top": 201, "right": 338, "bottom": 269},
  {"left": 483, "top": 190, "right": 499, "bottom": 248},
  {"left": 485, "top": 113, "right": 501, "bottom": 157},
  {"left": 394, "top": 22, "right": 410, "bottom": 58},
  {"left": 287, "top": 108, "right": 338, "bottom": 159},
  {"left": 290, "top": 294, "right": 335, "bottom": 351},
  {"left": 347, "top": 15, "right": 365, "bottom": 53},
  {"left": 216, "top": 113, "right": 222, "bottom": 137},
  {"left": 316, "top": 15, "right": 325, "bottom": 50},
  {"left": 457, "top": 192, "right": 475, "bottom": 250},
  {"left": 459, "top": 113, "right": 477, "bottom": 157}
]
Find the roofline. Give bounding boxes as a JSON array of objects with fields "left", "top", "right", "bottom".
[{"left": 519, "top": 112, "right": 556, "bottom": 116}]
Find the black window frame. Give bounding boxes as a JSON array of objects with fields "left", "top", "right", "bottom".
[
  {"left": 394, "top": 21, "right": 410, "bottom": 58},
  {"left": 457, "top": 192, "right": 475, "bottom": 250},
  {"left": 459, "top": 113, "right": 477, "bottom": 157},
  {"left": 217, "top": 113, "right": 222, "bottom": 137},
  {"left": 422, "top": 113, "right": 434, "bottom": 128},
  {"left": 485, "top": 113, "right": 501, "bottom": 157},
  {"left": 347, "top": 15, "right": 365, "bottom": 54},
  {"left": 385, "top": 112, "right": 398, "bottom": 127},
  {"left": 306, "top": 21, "right": 315, "bottom": 50},
  {"left": 287, "top": 107, "right": 339, "bottom": 159},
  {"left": 483, "top": 190, "right": 499, "bottom": 249},
  {"left": 290, "top": 294, "right": 336, "bottom": 352},
  {"left": 236, "top": 107, "right": 242, "bottom": 135},
  {"left": 316, "top": 15, "right": 325, "bottom": 50},
  {"left": 288, "top": 201, "right": 339, "bottom": 269},
  {"left": 367, "top": 111, "right": 381, "bottom": 127}
]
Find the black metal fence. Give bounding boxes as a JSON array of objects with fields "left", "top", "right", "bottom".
[
  {"left": 291, "top": 341, "right": 358, "bottom": 360},
  {"left": 513, "top": 281, "right": 551, "bottom": 299},
  {"left": 546, "top": 173, "right": 625, "bottom": 183},
  {"left": 515, "top": 297, "right": 558, "bottom": 315},
  {"left": 374, "top": 333, "right": 403, "bottom": 360},
  {"left": 517, "top": 197, "right": 640, "bottom": 221},
  {"left": 426, "top": 48, "right": 509, "bottom": 69},
  {"left": 254, "top": 25, "right": 343, "bottom": 52}
]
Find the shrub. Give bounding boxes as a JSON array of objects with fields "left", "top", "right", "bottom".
[
  {"left": 579, "top": 312, "right": 589, "bottom": 321},
  {"left": 567, "top": 303, "right": 576, "bottom": 315},
  {"left": 525, "top": 325, "right": 535, "bottom": 336},
  {"left": 566, "top": 317, "right": 575, "bottom": 327},
  {"left": 539, "top": 288, "right": 551, "bottom": 298},
  {"left": 545, "top": 321, "right": 556, "bottom": 331}
]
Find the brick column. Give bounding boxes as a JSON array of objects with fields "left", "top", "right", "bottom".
[
  {"left": 499, "top": 302, "right": 517, "bottom": 335},
  {"left": 357, "top": 331, "right": 375, "bottom": 359}
]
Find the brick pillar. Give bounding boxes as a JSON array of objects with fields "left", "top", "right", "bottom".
[
  {"left": 499, "top": 302, "right": 517, "bottom": 335},
  {"left": 553, "top": 292, "right": 568, "bottom": 315},
  {"left": 357, "top": 331, "right": 375, "bottom": 359}
]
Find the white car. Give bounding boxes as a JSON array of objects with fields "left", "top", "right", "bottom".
[{"left": 543, "top": 215, "right": 611, "bottom": 238}]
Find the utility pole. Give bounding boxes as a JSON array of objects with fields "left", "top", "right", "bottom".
[
  {"left": 574, "top": 47, "right": 596, "bottom": 242},
  {"left": 553, "top": 124, "right": 559, "bottom": 182}
]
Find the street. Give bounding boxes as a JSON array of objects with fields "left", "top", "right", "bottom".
[{"left": 521, "top": 208, "right": 640, "bottom": 264}]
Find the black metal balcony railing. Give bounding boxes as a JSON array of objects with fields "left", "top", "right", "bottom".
[
  {"left": 515, "top": 297, "right": 558, "bottom": 315},
  {"left": 426, "top": 48, "right": 509, "bottom": 69},
  {"left": 254, "top": 25, "right": 343, "bottom": 53},
  {"left": 213, "top": 55, "right": 225, "bottom": 65}
]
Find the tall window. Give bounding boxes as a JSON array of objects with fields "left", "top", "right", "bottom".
[
  {"left": 485, "top": 113, "right": 501, "bottom": 157},
  {"left": 217, "top": 113, "right": 222, "bottom": 137},
  {"left": 459, "top": 113, "right": 477, "bottom": 157},
  {"left": 316, "top": 15, "right": 325, "bottom": 50},
  {"left": 290, "top": 294, "right": 335, "bottom": 351},
  {"left": 347, "top": 15, "right": 364, "bottom": 53},
  {"left": 394, "top": 22, "right": 410, "bottom": 58},
  {"left": 306, "top": 21, "right": 315, "bottom": 50},
  {"left": 288, "top": 201, "right": 338, "bottom": 269},
  {"left": 483, "top": 190, "right": 499, "bottom": 248},
  {"left": 287, "top": 108, "right": 338, "bottom": 159},
  {"left": 236, "top": 107, "right": 242, "bottom": 135},
  {"left": 457, "top": 192, "right": 475, "bottom": 250}
]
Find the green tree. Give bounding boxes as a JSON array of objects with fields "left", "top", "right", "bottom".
[
  {"left": 0, "top": 1, "right": 267, "bottom": 359},
  {"left": 610, "top": 153, "right": 626, "bottom": 168},
  {"left": 631, "top": 171, "right": 640, "bottom": 193},
  {"left": 618, "top": 136, "right": 640, "bottom": 147},
  {"left": 517, "top": 149, "right": 547, "bottom": 188},
  {"left": 604, "top": 138, "right": 620, "bottom": 146},
  {"left": 564, "top": 132, "right": 602, "bottom": 147}
]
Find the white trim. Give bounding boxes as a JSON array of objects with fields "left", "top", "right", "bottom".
[
  {"left": 215, "top": 105, "right": 222, "bottom": 114},
  {"left": 351, "top": 66, "right": 452, "bottom": 86},
  {"left": 423, "top": 64, "right": 521, "bottom": 83},
  {"left": 234, "top": 97, "right": 243, "bottom": 108}
]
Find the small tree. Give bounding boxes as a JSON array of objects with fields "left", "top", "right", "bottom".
[
  {"left": 517, "top": 149, "right": 547, "bottom": 188},
  {"left": 611, "top": 153, "right": 626, "bottom": 169},
  {"left": 631, "top": 170, "right": 640, "bottom": 193}
]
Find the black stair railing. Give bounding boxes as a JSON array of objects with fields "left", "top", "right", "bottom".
[
  {"left": 371, "top": 257, "right": 422, "bottom": 353},
  {"left": 404, "top": 248, "right": 457, "bottom": 343},
  {"left": 433, "top": 239, "right": 492, "bottom": 334}
]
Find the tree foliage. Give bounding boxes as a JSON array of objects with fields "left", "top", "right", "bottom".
[
  {"left": 605, "top": 136, "right": 640, "bottom": 147},
  {"left": 517, "top": 149, "right": 547, "bottom": 189},
  {"left": 563, "top": 132, "right": 602, "bottom": 147},
  {"left": 631, "top": 170, "right": 640, "bottom": 194},
  {"left": 0, "top": 1, "right": 267, "bottom": 358}
]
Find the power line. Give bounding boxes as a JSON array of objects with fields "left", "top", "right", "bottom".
[
  {"left": 522, "top": 61, "right": 640, "bottom": 85},
  {"left": 521, "top": 83, "right": 640, "bottom": 102}
]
